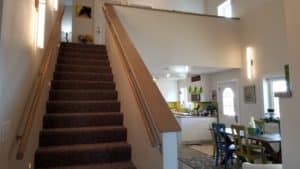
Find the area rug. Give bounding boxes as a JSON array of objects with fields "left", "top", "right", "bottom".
[
  {"left": 190, "top": 144, "right": 214, "bottom": 157},
  {"left": 179, "top": 146, "right": 223, "bottom": 169}
]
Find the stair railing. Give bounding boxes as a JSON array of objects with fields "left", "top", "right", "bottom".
[
  {"left": 16, "top": 7, "right": 65, "bottom": 160},
  {"left": 103, "top": 4, "right": 180, "bottom": 148}
]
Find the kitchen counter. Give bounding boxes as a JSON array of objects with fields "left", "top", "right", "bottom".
[
  {"left": 175, "top": 113, "right": 217, "bottom": 144},
  {"left": 175, "top": 114, "right": 217, "bottom": 118}
]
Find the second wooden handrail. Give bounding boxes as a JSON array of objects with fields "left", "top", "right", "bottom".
[
  {"left": 103, "top": 4, "right": 180, "bottom": 147},
  {"left": 16, "top": 7, "right": 65, "bottom": 160}
]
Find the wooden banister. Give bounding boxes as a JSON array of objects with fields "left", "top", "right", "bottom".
[
  {"left": 103, "top": 4, "right": 180, "bottom": 147},
  {"left": 106, "top": 2, "right": 240, "bottom": 20},
  {"left": 16, "top": 7, "right": 65, "bottom": 160}
]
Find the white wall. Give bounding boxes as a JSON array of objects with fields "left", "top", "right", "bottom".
[
  {"left": 0, "top": 0, "right": 3, "bottom": 38},
  {"left": 280, "top": 0, "right": 300, "bottom": 168},
  {"left": 178, "top": 74, "right": 211, "bottom": 102},
  {"left": 61, "top": 6, "right": 72, "bottom": 41},
  {"left": 202, "top": 0, "right": 288, "bottom": 125},
  {"left": 156, "top": 78, "right": 178, "bottom": 102},
  {"left": 209, "top": 69, "right": 241, "bottom": 94},
  {"left": 238, "top": 0, "right": 287, "bottom": 124},
  {"left": 72, "top": 0, "right": 94, "bottom": 43},
  {"left": 204, "top": 0, "right": 272, "bottom": 17},
  {"left": 125, "top": 0, "right": 206, "bottom": 13},
  {"left": 0, "top": 0, "right": 63, "bottom": 168},
  {"left": 115, "top": 6, "right": 242, "bottom": 70}
]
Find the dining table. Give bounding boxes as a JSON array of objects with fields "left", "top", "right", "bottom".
[
  {"left": 225, "top": 127, "right": 282, "bottom": 163},
  {"left": 225, "top": 128, "right": 281, "bottom": 143}
]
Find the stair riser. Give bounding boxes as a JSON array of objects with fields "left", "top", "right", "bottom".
[
  {"left": 51, "top": 81, "right": 115, "bottom": 90},
  {"left": 56, "top": 65, "right": 111, "bottom": 74},
  {"left": 35, "top": 146, "right": 131, "bottom": 168},
  {"left": 47, "top": 102, "right": 121, "bottom": 113},
  {"left": 53, "top": 73, "right": 113, "bottom": 82},
  {"left": 43, "top": 114, "right": 123, "bottom": 128},
  {"left": 57, "top": 59, "right": 110, "bottom": 66},
  {"left": 49, "top": 91, "right": 118, "bottom": 101},
  {"left": 39, "top": 129, "right": 127, "bottom": 146}
]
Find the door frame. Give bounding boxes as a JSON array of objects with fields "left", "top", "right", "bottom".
[{"left": 217, "top": 79, "right": 240, "bottom": 124}]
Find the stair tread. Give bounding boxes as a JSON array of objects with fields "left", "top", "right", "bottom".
[
  {"left": 54, "top": 72, "right": 112, "bottom": 75},
  {"left": 61, "top": 43, "right": 106, "bottom": 47},
  {"left": 56, "top": 64, "right": 110, "bottom": 68},
  {"left": 58, "top": 57, "right": 108, "bottom": 61},
  {"left": 42, "top": 126, "right": 125, "bottom": 132},
  {"left": 45, "top": 112, "right": 122, "bottom": 117},
  {"left": 58, "top": 58, "right": 109, "bottom": 62},
  {"left": 37, "top": 142, "right": 129, "bottom": 153},
  {"left": 52, "top": 80, "right": 114, "bottom": 83},
  {"left": 38, "top": 162, "right": 136, "bottom": 169},
  {"left": 48, "top": 100, "right": 118, "bottom": 103},
  {"left": 50, "top": 89, "right": 116, "bottom": 93},
  {"left": 37, "top": 43, "right": 134, "bottom": 169}
]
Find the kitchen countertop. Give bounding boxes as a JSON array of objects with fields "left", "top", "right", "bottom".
[{"left": 173, "top": 112, "right": 217, "bottom": 118}]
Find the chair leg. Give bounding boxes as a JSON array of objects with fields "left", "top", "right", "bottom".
[
  {"left": 224, "top": 152, "right": 228, "bottom": 169},
  {"left": 213, "top": 144, "right": 216, "bottom": 157},
  {"left": 216, "top": 148, "right": 220, "bottom": 166}
]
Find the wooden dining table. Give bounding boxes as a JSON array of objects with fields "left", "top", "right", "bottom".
[
  {"left": 225, "top": 128, "right": 281, "bottom": 143},
  {"left": 225, "top": 127, "right": 282, "bottom": 163}
]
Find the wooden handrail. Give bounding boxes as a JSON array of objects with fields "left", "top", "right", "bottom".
[
  {"left": 16, "top": 7, "right": 65, "bottom": 160},
  {"left": 103, "top": 4, "right": 180, "bottom": 147},
  {"left": 106, "top": 2, "right": 240, "bottom": 20}
]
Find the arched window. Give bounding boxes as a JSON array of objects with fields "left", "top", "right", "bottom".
[{"left": 222, "top": 88, "right": 235, "bottom": 116}]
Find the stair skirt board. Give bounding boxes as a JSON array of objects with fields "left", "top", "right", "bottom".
[{"left": 35, "top": 43, "right": 135, "bottom": 169}]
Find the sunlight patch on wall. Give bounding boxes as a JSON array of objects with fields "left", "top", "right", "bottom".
[{"left": 37, "top": 0, "right": 46, "bottom": 48}]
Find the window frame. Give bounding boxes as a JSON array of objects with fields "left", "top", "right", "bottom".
[
  {"left": 264, "top": 77, "right": 287, "bottom": 118},
  {"left": 222, "top": 87, "right": 236, "bottom": 116}
]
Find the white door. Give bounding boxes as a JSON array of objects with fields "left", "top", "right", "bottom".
[
  {"left": 218, "top": 80, "right": 239, "bottom": 126},
  {"left": 93, "top": 0, "right": 105, "bottom": 44}
]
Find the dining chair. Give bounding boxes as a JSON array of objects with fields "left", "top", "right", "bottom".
[
  {"left": 209, "top": 125, "right": 217, "bottom": 158},
  {"left": 231, "top": 124, "right": 265, "bottom": 167},
  {"left": 212, "top": 122, "right": 235, "bottom": 169},
  {"left": 254, "top": 120, "right": 265, "bottom": 134}
]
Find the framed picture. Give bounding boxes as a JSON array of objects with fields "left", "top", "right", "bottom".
[
  {"left": 75, "top": 5, "right": 92, "bottom": 19},
  {"left": 244, "top": 85, "right": 256, "bottom": 104}
]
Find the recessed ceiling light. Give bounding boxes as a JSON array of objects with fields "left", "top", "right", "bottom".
[
  {"left": 166, "top": 73, "right": 171, "bottom": 78},
  {"left": 169, "top": 65, "right": 190, "bottom": 73}
]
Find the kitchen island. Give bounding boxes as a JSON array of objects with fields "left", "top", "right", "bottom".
[{"left": 175, "top": 114, "right": 217, "bottom": 144}]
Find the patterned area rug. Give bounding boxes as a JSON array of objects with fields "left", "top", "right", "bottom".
[
  {"left": 179, "top": 146, "right": 224, "bottom": 169},
  {"left": 190, "top": 144, "right": 214, "bottom": 157}
]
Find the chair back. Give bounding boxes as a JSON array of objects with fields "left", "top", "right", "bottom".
[
  {"left": 212, "top": 122, "right": 226, "bottom": 144},
  {"left": 231, "top": 124, "right": 247, "bottom": 156},
  {"left": 254, "top": 120, "right": 265, "bottom": 134}
]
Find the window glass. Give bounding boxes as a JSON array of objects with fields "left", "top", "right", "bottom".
[
  {"left": 272, "top": 80, "right": 287, "bottom": 117},
  {"left": 264, "top": 78, "right": 287, "bottom": 118},
  {"left": 218, "top": 0, "right": 232, "bottom": 18},
  {"left": 223, "top": 88, "right": 235, "bottom": 116}
]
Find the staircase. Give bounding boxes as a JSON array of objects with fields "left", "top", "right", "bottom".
[{"left": 35, "top": 43, "right": 136, "bottom": 169}]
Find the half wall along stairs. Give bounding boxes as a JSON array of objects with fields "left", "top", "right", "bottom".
[{"left": 35, "top": 43, "right": 136, "bottom": 169}]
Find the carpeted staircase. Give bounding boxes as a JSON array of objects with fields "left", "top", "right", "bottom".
[{"left": 35, "top": 43, "right": 136, "bottom": 169}]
